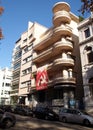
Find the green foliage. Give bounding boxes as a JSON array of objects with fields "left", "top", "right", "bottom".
[{"left": 79, "top": 15, "right": 85, "bottom": 22}]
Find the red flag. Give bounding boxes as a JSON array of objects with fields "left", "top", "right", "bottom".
[{"left": 36, "top": 68, "right": 48, "bottom": 90}]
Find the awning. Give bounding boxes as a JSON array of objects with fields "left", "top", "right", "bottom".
[
  {"left": 54, "top": 84, "right": 76, "bottom": 89},
  {"left": 83, "top": 83, "right": 93, "bottom": 86}
]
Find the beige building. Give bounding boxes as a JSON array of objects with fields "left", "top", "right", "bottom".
[
  {"left": 31, "top": 2, "right": 84, "bottom": 108},
  {"left": 78, "top": 12, "right": 93, "bottom": 111},
  {"left": 18, "top": 22, "right": 47, "bottom": 105},
  {"left": 11, "top": 2, "right": 84, "bottom": 108}
]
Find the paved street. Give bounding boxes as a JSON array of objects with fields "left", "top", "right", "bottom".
[{"left": 1, "top": 114, "right": 92, "bottom": 130}]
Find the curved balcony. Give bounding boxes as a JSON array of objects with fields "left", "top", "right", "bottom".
[
  {"left": 33, "top": 45, "right": 73, "bottom": 64},
  {"left": 53, "top": 11, "right": 71, "bottom": 26},
  {"left": 33, "top": 48, "right": 52, "bottom": 63},
  {"left": 52, "top": 2, "right": 70, "bottom": 13},
  {"left": 53, "top": 25, "right": 72, "bottom": 37},
  {"left": 54, "top": 76, "right": 76, "bottom": 85},
  {"left": 53, "top": 58, "right": 74, "bottom": 67},
  {"left": 53, "top": 40, "right": 73, "bottom": 51}
]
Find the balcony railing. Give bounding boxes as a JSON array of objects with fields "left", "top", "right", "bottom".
[
  {"left": 53, "top": 11, "right": 71, "bottom": 26},
  {"left": 53, "top": 2, "right": 70, "bottom": 13},
  {"left": 33, "top": 41, "right": 73, "bottom": 64},
  {"left": 54, "top": 76, "right": 76, "bottom": 84},
  {"left": 54, "top": 57, "right": 74, "bottom": 67},
  {"left": 53, "top": 24, "right": 72, "bottom": 37},
  {"left": 53, "top": 40, "right": 73, "bottom": 51}
]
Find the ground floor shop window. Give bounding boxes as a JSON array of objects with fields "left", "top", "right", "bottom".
[{"left": 89, "top": 78, "right": 93, "bottom": 98}]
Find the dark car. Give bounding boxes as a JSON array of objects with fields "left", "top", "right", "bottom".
[
  {"left": 13, "top": 105, "right": 33, "bottom": 116},
  {"left": 59, "top": 107, "right": 93, "bottom": 126},
  {"left": 23, "top": 106, "right": 33, "bottom": 116},
  {"left": 0, "top": 105, "right": 14, "bottom": 113},
  {"left": 0, "top": 109, "right": 16, "bottom": 129},
  {"left": 33, "top": 106, "right": 59, "bottom": 121}
]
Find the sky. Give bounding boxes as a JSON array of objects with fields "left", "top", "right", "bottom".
[{"left": 0, "top": 0, "right": 90, "bottom": 69}]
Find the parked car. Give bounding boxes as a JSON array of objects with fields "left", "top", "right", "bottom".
[
  {"left": 33, "top": 106, "right": 59, "bottom": 121},
  {"left": 59, "top": 107, "right": 93, "bottom": 126},
  {"left": 0, "top": 105, "right": 14, "bottom": 113},
  {"left": 0, "top": 109, "right": 16, "bottom": 129},
  {"left": 13, "top": 105, "right": 33, "bottom": 116},
  {"left": 23, "top": 106, "right": 33, "bottom": 116}
]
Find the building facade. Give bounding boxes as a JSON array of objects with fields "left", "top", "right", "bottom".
[
  {"left": 78, "top": 12, "right": 93, "bottom": 111},
  {"left": 10, "top": 38, "right": 22, "bottom": 104},
  {"left": 31, "top": 2, "right": 84, "bottom": 109},
  {"left": 11, "top": 2, "right": 84, "bottom": 108},
  {"left": 18, "top": 22, "right": 47, "bottom": 105},
  {"left": 0, "top": 67, "right": 12, "bottom": 105}
]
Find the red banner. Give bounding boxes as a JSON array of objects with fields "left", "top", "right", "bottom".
[{"left": 36, "top": 68, "right": 48, "bottom": 90}]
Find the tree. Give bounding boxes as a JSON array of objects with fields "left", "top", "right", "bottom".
[
  {"left": 0, "top": 1, "right": 4, "bottom": 40},
  {"left": 0, "top": 6, "right": 4, "bottom": 15},
  {"left": 0, "top": 28, "right": 3, "bottom": 40},
  {"left": 79, "top": 0, "right": 93, "bottom": 15},
  {"left": 79, "top": 15, "right": 85, "bottom": 22}
]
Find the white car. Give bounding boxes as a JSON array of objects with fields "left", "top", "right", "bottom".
[{"left": 59, "top": 108, "right": 93, "bottom": 126}]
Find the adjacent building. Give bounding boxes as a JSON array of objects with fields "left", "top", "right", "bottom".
[
  {"left": 11, "top": 2, "right": 84, "bottom": 109},
  {"left": 10, "top": 38, "right": 22, "bottom": 104},
  {"left": 78, "top": 12, "right": 93, "bottom": 111},
  {"left": 10, "top": 21, "right": 47, "bottom": 105},
  {"left": 0, "top": 67, "right": 12, "bottom": 105}
]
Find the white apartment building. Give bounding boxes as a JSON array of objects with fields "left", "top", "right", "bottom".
[
  {"left": 0, "top": 67, "right": 12, "bottom": 105},
  {"left": 78, "top": 12, "right": 93, "bottom": 111}
]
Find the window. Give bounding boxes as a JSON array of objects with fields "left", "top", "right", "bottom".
[
  {"left": 28, "top": 45, "right": 33, "bottom": 50},
  {"left": 89, "top": 78, "right": 93, "bottom": 98},
  {"left": 29, "top": 34, "right": 32, "bottom": 39},
  {"left": 86, "top": 46, "right": 93, "bottom": 63},
  {"left": 23, "top": 55, "right": 32, "bottom": 64},
  {"left": 15, "top": 45, "right": 21, "bottom": 51},
  {"left": 5, "top": 83, "right": 10, "bottom": 86},
  {"left": 23, "top": 38, "right": 27, "bottom": 43},
  {"left": 14, "top": 51, "right": 22, "bottom": 60},
  {"left": 21, "top": 80, "right": 31, "bottom": 87},
  {"left": 22, "top": 70, "right": 26, "bottom": 75},
  {"left": 84, "top": 46, "right": 93, "bottom": 63},
  {"left": 87, "top": 51, "right": 93, "bottom": 63},
  {"left": 24, "top": 47, "right": 28, "bottom": 53},
  {"left": 62, "top": 53, "right": 67, "bottom": 59},
  {"left": 84, "top": 28, "right": 90, "bottom": 38},
  {"left": 14, "top": 62, "right": 21, "bottom": 69},
  {"left": 22, "top": 67, "right": 31, "bottom": 75},
  {"left": 63, "top": 70, "right": 68, "bottom": 78},
  {"left": 68, "top": 69, "right": 73, "bottom": 77},
  {"left": 23, "top": 58, "right": 27, "bottom": 64},
  {"left": 2, "top": 82, "right": 4, "bottom": 86}
]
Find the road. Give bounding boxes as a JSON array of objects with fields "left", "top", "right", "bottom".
[{"left": 1, "top": 114, "right": 93, "bottom": 130}]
